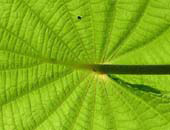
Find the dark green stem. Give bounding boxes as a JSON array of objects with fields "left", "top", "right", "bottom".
[{"left": 89, "top": 64, "right": 170, "bottom": 75}]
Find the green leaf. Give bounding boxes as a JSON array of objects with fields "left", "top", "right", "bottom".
[{"left": 1, "top": 0, "right": 170, "bottom": 130}]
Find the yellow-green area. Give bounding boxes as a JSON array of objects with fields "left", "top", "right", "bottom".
[{"left": 1, "top": 0, "right": 170, "bottom": 130}]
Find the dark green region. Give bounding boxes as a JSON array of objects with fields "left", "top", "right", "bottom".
[
  {"left": 91, "top": 64, "right": 170, "bottom": 74},
  {"left": 108, "top": 74, "right": 162, "bottom": 95}
]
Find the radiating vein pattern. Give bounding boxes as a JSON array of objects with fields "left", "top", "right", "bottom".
[{"left": 1, "top": 0, "right": 170, "bottom": 130}]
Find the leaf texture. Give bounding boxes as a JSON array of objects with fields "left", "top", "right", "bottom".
[{"left": 1, "top": 0, "right": 170, "bottom": 130}]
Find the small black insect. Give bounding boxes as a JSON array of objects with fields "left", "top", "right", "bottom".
[{"left": 77, "top": 16, "right": 82, "bottom": 20}]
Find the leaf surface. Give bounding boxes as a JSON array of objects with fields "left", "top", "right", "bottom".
[{"left": 1, "top": 0, "right": 170, "bottom": 130}]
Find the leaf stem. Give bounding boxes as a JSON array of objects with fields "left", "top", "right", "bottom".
[{"left": 88, "top": 64, "right": 170, "bottom": 75}]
